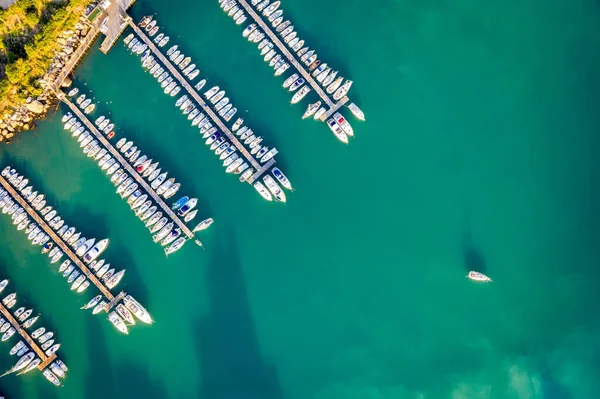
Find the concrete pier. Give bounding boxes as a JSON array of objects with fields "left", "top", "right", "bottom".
[
  {"left": 0, "top": 296, "right": 57, "bottom": 371},
  {"left": 128, "top": 21, "right": 275, "bottom": 175},
  {"left": 60, "top": 96, "right": 195, "bottom": 240},
  {"left": 235, "top": 0, "right": 349, "bottom": 115},
  {"left": 0, "top": 174, "right": 116, "bottom": 304}
]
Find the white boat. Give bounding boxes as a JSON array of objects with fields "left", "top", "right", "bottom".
[
  {"left": 326, "top": 118, "right": 348, "bottom": 144},
  {"left": 333, "top": 80, "right": 353, "bottom": 100},
  {"left": 165, "top": 237, "right": 186, "bottom": 256},
  {"left": 333, "top": 112, "right": 354, "bottom": 136},
  {"left": 253, "top": 182, "right": 272, "bottom": 201},
  {"left": 467, "top": 271, "right": 492, "bottom": 282},
  {"left": 291, "top": 85, "right": 310, "bottom": 104},
  {"left": 105, "top": 269, "right": 125, "bottom": 289},
  {"left": 302, "top": 101, "right": 321, "bottom": 119},
  {"left": 348, "top": 103, "right": 365, "bottom": 121},
  {"left": 314, "top": 107, "right": 326, "bottom": 120},
  {"left": 192, "top": 218, "right": 213, "bottom": 232},
  {"left": 271, "top": 167, "right": 292, "bottom": 190},
  {"left": 31, "top": 327, "right": 45, "bottom": 339},
  {"left": 123, "top": 295, "right": 152, "bottom": 324},
  {"left": 116, "top": 303, "right": 136, "bottom": 325},
  {"left": 263, "top": 175, "right": 286, "bottom": 202},
  {"left": 81, "top": 295, "right": 102, "bottom": 309},
  {"left": 92, "top": 301, "right": 107, "bottom": 315},
  {"left": 108, "top": 311, "right": 129, "bottom": 335},
  {"left": 43, "top": 369, "right": 60, "bottom": 386},
  {"left": 283, "top": 73, "right": 299, "bottom": 89}
]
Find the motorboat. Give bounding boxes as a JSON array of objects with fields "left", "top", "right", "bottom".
[
  {"left": 327, "top": 118, "right": 348, "bottom": 144},
  {"left": 348, "top": 103, "right": 365, "bottom": 121},
  {"left": 83, "top": 238, "right": 109, "bottom": 264},
  {"left": 123, "top": 295, "right": 153, "bottom": 324},
  {"left": 467, "top": 271, "right": 492, "bottom": 282},
  {"left": 302, "top": 101, "right": 321, "bottom": 119},
  {"left": 117, "top": 304, "right": 136, "bottom": 325},
  {"left": 271, "top": 167, "right": 292, "bottom": 190},
  {"left": 254, "top": 182, "right": 272, "bottom": 201},
  {"left": 333, "top": 112, "right": 354, "bottom": 136},
  {"left": 165, "top": 237, "right": 186, "bottom": 256}
]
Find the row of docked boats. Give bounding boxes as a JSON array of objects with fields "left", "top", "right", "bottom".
[
  {"left": 81, "top": 293, "right": 153, "bottom": 335},
  {"left": 61, "top": 106, "right": 196, "bottom": 255},
  {"left": 139, "top": 16, "right": 171, "bottom": 48},
  {"left": 0, "top": 279, "right": 67, "bottom": 386},
  {"left": 221, "top": 0, "right": 366, "bottom": 143},
  {"left": 1, "top": 166, "right": 124, "bottom": 292},
  {"left": 67, "top": 87, "right": 96, "bottom": 115},
  {"left": 1, "top": 168, "right": 152, "bottom": 337},
  {"left": 134, "top": 19, "right": 297, "bottom": 202}
]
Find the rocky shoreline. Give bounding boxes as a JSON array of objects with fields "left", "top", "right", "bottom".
[{"left": 0, "top": 17, "right": 92, "bottom": 144}]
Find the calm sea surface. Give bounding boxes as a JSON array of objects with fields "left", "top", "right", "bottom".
[{"left": 1, "top": 0, "right": 599, "bottom": 398}]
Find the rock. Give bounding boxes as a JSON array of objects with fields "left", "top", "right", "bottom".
[
  {"left": 23, "top": 124, "right": 30, "bottom": 130},
  {"left": 26, "top": 100, "right": 45, "bottom": 114}
]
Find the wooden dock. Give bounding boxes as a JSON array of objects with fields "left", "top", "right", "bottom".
[
  {"left": 0, "top": 299, "right": 56, "bottom": 371},
  {"left": 235, "top": 0, "right": 349, "bottom": 115},
  {"left": 0, "top": 174, "right": 116, "bottom": 304},
  {"left": 128, "top": 21, "right": 275, "bottom": 177},
  {"left": 99, "top": 0, "right": 136, "bottom": 53},
  {"left": 60, "top": 96, "right": 195, "bottom": 239}
]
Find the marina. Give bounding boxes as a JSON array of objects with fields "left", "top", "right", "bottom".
[
  {"left": 233, "top": 0, "right": 349, "bottom": 114},
  {"left": 60, "top": 95, "right": 203, "bottom": 246},
  {"left": 0, "top": 168, "right": 151, "bottom": 334},
  {"left": 0, "top": 280, "right": 66, "bottom": 386},
  {"left": 126, "top": 21, "right": 281, "bottom": 187}
]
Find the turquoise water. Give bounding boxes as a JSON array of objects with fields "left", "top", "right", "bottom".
[{"left": 1, "top": 0, "right": 600, "bottom": 397}]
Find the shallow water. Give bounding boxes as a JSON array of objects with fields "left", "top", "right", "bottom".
[{"left": 1, "top": 0, "right": 600, "bottom": 397}]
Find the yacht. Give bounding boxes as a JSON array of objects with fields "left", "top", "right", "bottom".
[
  {"left": 83, "top": 238, "right": 109, "bottom": 264},
  {"left": 261, "top": 147, "right": 278, "bottom": 163},
  {"left": 292, "top": 39, "right": 305, "bottom": 52},
  {"left": 333, "top": 80, "right": 353, "bottom": 100},
  {"left": 67, "top": 270, "right": 81, "bottom": 284},
  {"left": 312, "top": 63, "right": 327, "bottom": 77},
  {"left": 316, "top": 67, "right": 331, "bottom": 83},
  {"left": 314, "top": 107, "right": 326, "bottom": 120},
  {"left": 322, "top": 69, "right": 338, "bottom": 87},
  {"left": 271, "top": 16, "right": 283, "bottom": 28},
  {"left": 81, "top": 295, "right": 102, "bottom": 310},
  {"left": 276, "top": 20, "right": 290, "bottom": 33},
  {"left": 231, "top": 118, "right": 244, "bottom": 132},
  {"left": 105, "top": 269, "right": 125, "bottom": 289},
  {"left": 76, "top": 238, "right": 96, "bottom": 257},
  {"left": 223, "top": 107, "right": 237, "bottom": 121},
  {"left": 153, "top": 32, "right": 164, "bottom": 44},
  {"left": 333, "top": 112, "right": 354, "bottom": 136},
  {"left": 116, "top": 303, "right": 136, "bottom": 325},
  {"left": 177, "top": 198, "right": 197, "bottom": 217},
  {"left": 92, "top": 301, "right": 107, "bottom": 315},
  {"left": 291, "top": 86, "right": 311, "bottom": 104},
  {"left": 166, "top": 45, "right": 178, "bottom": 56},
  {"left": 108, "top": 311, "right": 129, "bottom": 335},
  {"left": 264, "top": 2, "right": 281, "bottom": 17},
  {"left": 165, "top": 237, "right": 186, "bottom": 256},
  {"left": 254, "top": 182, "right": 272, "bottom": 201},
  {"left": 271, "top": 167, "right": 292, "bottom": 190},
  {"left": 302, "top": 101, "right": 321, "bottom": 119},
  {"left": 243, "top": 24, "right": 257, "bottom": 38},
  {"left": 195, "top": 79, "right": 207, "bottom": 91},
  {"left": 145, "top": 212, "right": 163, "bottom": 228},
  {"left": 348, "top": 103, "right": 365, "bottom": 121},
  {"left": 327, "top": 118, "right": 348, "bottom": 144},
  {"left": 289, "top": 78, "right": 305, "bottom": 92},
  {"left": 467, "top": 271, "right": 492, "bottom": 282},
  {"left": 326, "top": 76, "right": 343, "bottom": 94},
  {"left": 158, "top": 36, "right": 169, "bottom": 47},
  {"left": 71, "top": 275, "right": 86, "bottom": 290},
  {"left": 22, "top": 314, "right": 39, "bottom": 329},
  {"left": 187, "top": 69, "right": 200, "bottom": 80},
  {"left": 123, "top": 295, "right": 153, "bottom": 324},
  {"left": 283, "top": 73, "right": 299, "bottom": 89},
  {"left": 67, "top": 87, "right": 79, "bottom": 96}
]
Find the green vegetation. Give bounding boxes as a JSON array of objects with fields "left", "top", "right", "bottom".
[
  {"left": 87, "top": 5, "right": 100, "bottom": 22},
  {"left": 0, "top": 0, "right": 89, "bottom": 112}
]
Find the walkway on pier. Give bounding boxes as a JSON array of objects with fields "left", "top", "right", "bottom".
[
  {"left": 100, "top": 0, "right": 136, "bottom": 53},
  {"left": 60, "top": 97, "right": 195, "bottom": 239},
  {"left": 236, "top": 0, "right": 349, "bottom": 113},
  {"left": 128, "top": 21, "right": 273, "bottom": 175},
  {"left": 0, "top": 174, "right": 115, "bottom": 303},
  {"left": 0, "top": 298, "right": 56, "bottom": 371},
  {"left": 53, "top": 24, "right": 101, "bottom": 90}
]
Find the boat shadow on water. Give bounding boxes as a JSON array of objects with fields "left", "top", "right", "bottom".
[
  {"left": 191, "top": 229, "right": 285, "bottom": 399},
  {"left": 109, "top": 240, "right": 150, "bottom": 306},
  {"left": 462, "top": 229, "right": 486, "bottom": 274}
]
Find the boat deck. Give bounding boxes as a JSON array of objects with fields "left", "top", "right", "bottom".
[
  {"left": 60, "top": 96, "right": 195, "bottom": 240},
  {"left": 235, "top": 0, "right": 349, "bottom": 115},
  {"left": 0, "top": 174, "right": 116, "bottom": 305},
  {"left": 0, "top": 297, "right": 57, "bottom": 371},
  {"left": 128, "top": 20, "right": 275, "bottom": 175}
]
